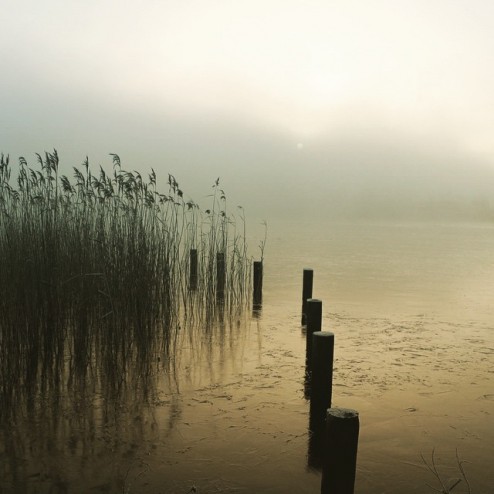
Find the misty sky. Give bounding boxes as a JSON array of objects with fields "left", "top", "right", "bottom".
[{"left": 2, "top": 0, "right": 494, "bottom": 221}]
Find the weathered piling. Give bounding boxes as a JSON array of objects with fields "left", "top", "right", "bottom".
[
  {"left": 216, "top": 252, "right": 225, "bottom": 300},
  {"left": 189, "top": 248, "right": 198, "bottom": 290},
  {"left": 321, "top": 408, "right": 359, "bottom": 494},
  {"left": 305, "top": 299, "right": 322, "bottom": 369},
  {"left": 253, "top": 260, "right": 263, "bottom": 307},
  {"left": 309, "top": 331, "right": 334, "bottom": 432},
  {"left": 301, "top": 268, "right": 313, "bottom": 325}
]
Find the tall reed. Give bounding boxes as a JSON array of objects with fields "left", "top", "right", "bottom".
[{"left": 0, "top": 151, "right": 252, "bottom": 421}]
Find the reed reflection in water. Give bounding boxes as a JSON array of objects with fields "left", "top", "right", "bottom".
[{"left": 0, "top": 306, "right": 251, "bottom": 493}]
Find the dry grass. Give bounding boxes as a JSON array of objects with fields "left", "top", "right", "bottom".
[{"left": 422, "top": 449, "right": 472, "bottom": 493}]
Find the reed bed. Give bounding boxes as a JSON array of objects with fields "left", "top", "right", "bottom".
[{"left": 0, "top": 150, "right": 252, "bottom": 422}]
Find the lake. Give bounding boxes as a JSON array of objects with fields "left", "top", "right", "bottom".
[{"left": 1, "top": 220, "right": 493, "bottom": 493}]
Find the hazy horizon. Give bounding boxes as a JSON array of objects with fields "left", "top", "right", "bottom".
[{"left": 2, "top": 0, "right": 494, "bottom": 223}]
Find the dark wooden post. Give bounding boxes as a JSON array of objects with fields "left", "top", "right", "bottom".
[
  {"left": 310, "top": 331, "right": 334, "bottom": 426},
  {"left": 216, "top": 252, "right": 225, "bottom": 301},
  {"left": 306, "top": 299, "right": 322, "bottom": 369},
  {"left": 253, "top": 261, "right": 263, "bottom": 307},
  {"left": 305, "top": 298, "right": 322, "bottom": 400},
  {"left": 190, "top": 248, "right": 198, "bottom": 290},
  {"left": 321, "top": 408, "right": 359, "bottom": 494},
  {"left": 301, "top": 269, "right": 313, "bottom": 325}
]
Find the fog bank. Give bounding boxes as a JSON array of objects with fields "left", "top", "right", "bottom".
[{"left": 2, "top": 78, "right": 494, "bottom": 224}]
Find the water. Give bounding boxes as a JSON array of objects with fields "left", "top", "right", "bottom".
[{"left": 1, "top": 220, "right": 493, "bottom": 493}]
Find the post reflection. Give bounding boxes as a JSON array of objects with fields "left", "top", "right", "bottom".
[
  {"left": 252, "top": 303, "right": 262, "bottom": 318},
  {"left": 307, "top": 398, "right": 326, "bottom": 470}
]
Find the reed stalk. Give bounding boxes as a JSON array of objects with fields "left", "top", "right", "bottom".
[{"left": 0, "top": 151, "right": 253, "bottom": 422}]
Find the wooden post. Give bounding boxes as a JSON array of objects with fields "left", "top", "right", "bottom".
[
  {"left": 306, "top": 299, "right": 322, "bottom": 369},
  {"left": 189, "top": 249, "right": 198, "bottom": 290},
  {"left": 253, "top": 261, "right": 263, "bottom": 307},
  {"left": 321, "top": 408, "right": 359, "bottom": 494},
  {"left": 216, "top": 252, "right": 225, "bottom": 301},
  {"left": 305, "top": 298, "right": 322, "bottom": 400},
  {"left": 301, "top": 269, "right": 313, "bottom": 325},
  {"left": 309, "top": 331, "right": 334, "bottom": 433}
]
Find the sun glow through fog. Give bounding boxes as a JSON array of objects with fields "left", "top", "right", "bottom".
[
  {"left": 122, "top": 0, "right": 494, "bottom": 147},
  {"left": 2, "top": 0, "right": 494, "bottom": 157}
]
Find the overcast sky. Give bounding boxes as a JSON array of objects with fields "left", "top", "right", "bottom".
[{"left": 2, "top": 0, "right": 494, "bottom": 220}]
